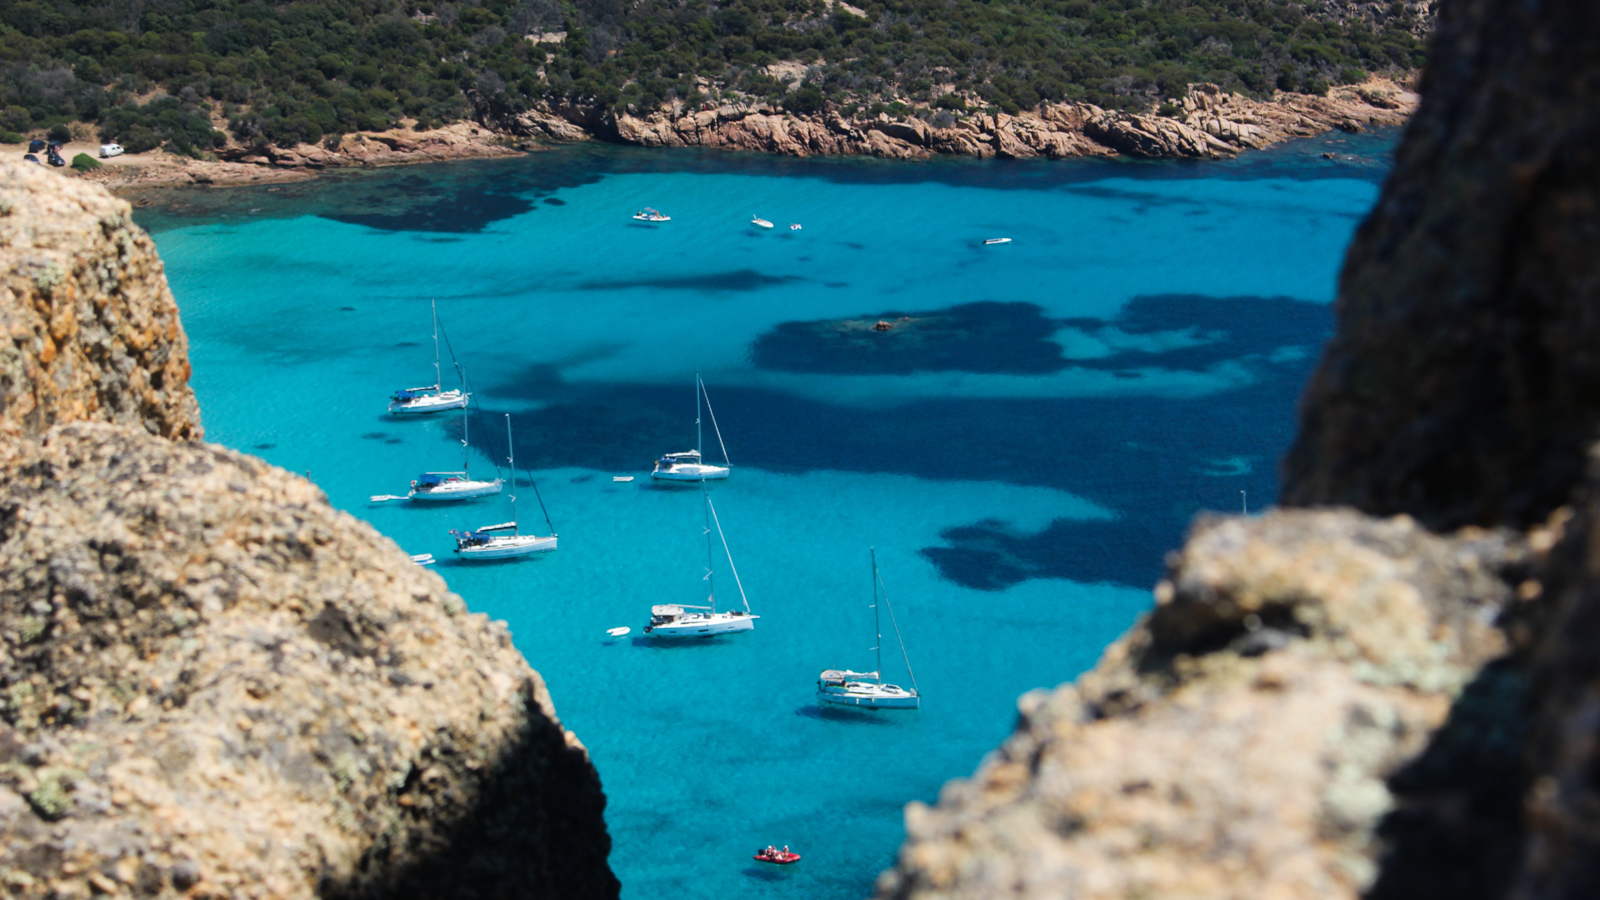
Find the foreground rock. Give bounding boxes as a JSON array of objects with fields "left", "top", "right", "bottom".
[
  {"left": 0, "top": 423, "right": 618, "bottom": 900},
  {"left": 493, "top": 79, "right": 1415, "bottom": 161},
  {"left": 875, "top": 511, "right": 1519, "bottom": 900},
  {"left": 0, "top": 162, "right": 199, "bottom": 439}
]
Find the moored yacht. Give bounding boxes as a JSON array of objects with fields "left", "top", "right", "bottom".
[
  {"left": 652, "top": 375, "right": 732, "bottom": 482},
  {"left": 453, "top": 415, "right": 558, "bottom": 560},
  {"left": 408, "top": 470, "right": 502, "bottom": 502},
  {"left": 817, "top": 549, "right": 921, "bottom": 710},
  {"left": 642, "top": 483, "right": 758, "bottom": 638},
  {"left": 389, "top": 300, "right": 469, "bottom": 415}
]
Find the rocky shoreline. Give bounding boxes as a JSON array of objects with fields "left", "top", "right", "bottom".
[{"left": 6, "top": 79, "right": 1415, "bottom": 195}]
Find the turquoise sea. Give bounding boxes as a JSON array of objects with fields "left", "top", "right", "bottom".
[{"left": 136, "top": 131, "right": 1395, "bottom": 900}]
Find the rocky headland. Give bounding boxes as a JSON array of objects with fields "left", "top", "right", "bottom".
[
  {"left": 0, "top": 161, "right": 618, "bottom": 898},
  {"left": 871, "top": 1, "right": 1600, "bottom": 899}
]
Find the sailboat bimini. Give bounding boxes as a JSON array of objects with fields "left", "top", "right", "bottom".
[
  {"left": 643, "top": 483, "right": 758, "bottom": 638},
  {"left": 817, "top": 549, "right": 920, "bottom": 710},
  {"left": 452, "top": 415, "right": 558, "bottom": 559},
  {"left": 652, "top": 375, "right": 732, "bottom": 481},
  {"left": 389, "top": 300, "right": 469, "bottom": 415}
]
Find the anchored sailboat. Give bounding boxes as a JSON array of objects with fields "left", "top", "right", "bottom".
[
  {"left": 452, "top": 415, "right": 558, "bottom": 559},
  {"left": 389, "top": 300, "right": 469, "bottom": 415},
  {"left": 643, "top": 482, "right": 757, "bottom": 638},
  {"left": 652, "top": 375, "right": 731, "bottom": 481},
  {"left": 817, "top": 549, "right": 920, "bottom": 710},
  {"left": 371, "top": 382, "right": 502, "bottom": 503}
]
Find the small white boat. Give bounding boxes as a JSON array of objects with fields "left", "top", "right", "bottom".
[
  {"left": 652, "top": 375, "right": 732, "bottom": 482},
  {"left": 613, "top": 475, "right": 634, "bottom": 482},
  {"left": 751, "top": 216, "right": 774, "bottom": 229},
  {"left": 633, "top": 207, "right": 671, "bottom": 222},
  {"left": 410, "top": 553, "right": 436, "bottom": 567},
  {"left": 390, "top": 300, "right": 470, "bottom": 415},
  {"left": 789, "top": 223, "right": 802, "bottom": 231},
  {"left": 454, "top": 415, "right": 558, "bottom": 560},
  {"left": 606, "top": 626, "right": 631, "bottom": 638},
  {"left": 643, "top": 485, "right": 758, "bottom": 638},
  {"left": 983, "top": 237, "right": 1012, "bottom": 246},
  {"left": 817, "top": 549, "right": 921, "bottom": 710}
]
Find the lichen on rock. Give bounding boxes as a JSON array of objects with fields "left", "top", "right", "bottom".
[{"left": 0, "top": 162, "right": 200, "bottom": 441}]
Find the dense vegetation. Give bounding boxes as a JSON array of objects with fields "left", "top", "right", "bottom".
[{"left": 0, "top": 0, "right": 1428, "bottom": 154}]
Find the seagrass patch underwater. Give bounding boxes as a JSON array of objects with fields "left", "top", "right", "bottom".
[{"left": 140, "top": 130, "right": 1394, "bottom": 899}]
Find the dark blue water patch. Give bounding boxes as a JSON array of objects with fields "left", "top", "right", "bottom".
[
  {"left": 361, "top": 432, "right": 388, "bottom": 440},
  {"left": 395, "top": 341, "right": 420, "bottom": 347},
  {"left": 753, "top": 301, "right": 1063, "bottom": 376},
  {"left": 254, "top": 442, "right": 276, "bottom": 450},
  {"left": 921, "top": 516, "right": 1170, "bottom": 591},
  {"left": 579, "top": 269, "right": 804, "bottom": 292},
  {"left": 322, "top": 187, "right": 534, "bottom": 233},
  {"left": 793, "top": 705, "right": 897, "bottom": 726},
  {"left": 384, "top": 438, "right": 404, "bottom": 444},
  {"left": 543, "top": 197, "right": 566, "bottom": 205},
  {"left": 340, "top": 306, "right": 356, "bottom": 311},
  {"left": 1061, "top": 294, "right": 1333, "bottom": 372},
  {"left": 479, "top": 335, "right": 1314, "bottom": 590}
]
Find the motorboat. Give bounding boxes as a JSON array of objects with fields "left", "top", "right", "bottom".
[
  {"left": 652, "top": 375, "right": 732, "bottom": 481},
  {"left": 751, "top": 216, "right": 774, "bottom": 229},
  {"left": 453, "top": 415, "right": 558, "bottom": 560},
  {"left": 642, "top": 484, "right": 758, "bottom": 638},
  {"left": 817, "top": 549, "right": 921, "bottom": 710},
  {"left": 983, "top": 237, "right": 1012, "bottom": 245},
  {"left": 389, "top": 300, "right": 470, "bottom": 415},
  {"left": 633, "top": 207, "right": 671, "bottom": 222}
]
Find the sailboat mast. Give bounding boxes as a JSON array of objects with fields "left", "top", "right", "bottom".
[
  {"left": 506, "top": 414, "right": 518, "bottom": 535},
  {"left": 695, "top": 373, "right": 704, "bottom": 456},
  {"left": 431, "top": 299, "right": 442, "bottom": 392},
  {"left": 701, "top": 479, "right": 715, "bottom": 613},
  {"left": 872, "top": 547, "right": 883, "bottom": 684},
  {"left": 460, "top": 370, "right": 469, "bottom": 476}
]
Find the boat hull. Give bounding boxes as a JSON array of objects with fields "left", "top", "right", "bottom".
[
  {"left": 644, "top": 613, "right": 756, "bottom": 637},
  {"left": 816, "top": 684, "right": 920, "bottom": 710},
  {"left": 389, "top": 393, "right": 469, "bottom": 415},
  {"left": 409, "top": 481, "right": 502, "bottom": 501},
  {"left": 651, "top": 464, "right": 730, "bottom": 481},
  {"left": 457, "top": 534, "right": 557, "bottom": 559}
]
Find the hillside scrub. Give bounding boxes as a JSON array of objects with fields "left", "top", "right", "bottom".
[{"left": 0, "top": 0, "right": 1429, "bottom": 153}]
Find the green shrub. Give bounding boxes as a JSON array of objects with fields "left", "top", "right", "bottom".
[
  {"left": 70, "top": 153, "right": 102, "bottom": 171},
  {"left": 0, "top": 131, "right": 23, "bottom": 144},
  {"left": 47, "top": 124, "right": 72, "bottom": 143}
]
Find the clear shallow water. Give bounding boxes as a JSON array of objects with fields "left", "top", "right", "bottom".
[{"left": 139, "top": 131, "right": 1393, "bottom": 899}]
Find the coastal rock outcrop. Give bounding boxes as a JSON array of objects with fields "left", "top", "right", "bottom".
[
  {"left": 0, "top": 162, "right": 199, "bottom": 440},
  {"left": 0, "top": 166, "right": 618, "bottom": 898},
  {"left": 876, "top": 2, "right": 1600, "bottom": 900},
  {"left": 480, "top": 79, "right": 1415, "bottom": 163},
  {"left": 875, "top": 511, "right": 1522, "bottom": 900}
]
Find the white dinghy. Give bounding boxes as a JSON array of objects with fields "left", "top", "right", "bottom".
[
  {"left": 817, "top": 549, "right": 920, "bottom": 710},
  {"left": 652, "top": 374, "right": 732, "bottom": 482},
  {"left": 389, "top": 300, "right": 470, "bottom": 415},
  {"left": 452, "top": 415, "right": 558, "bottom": 560},
  {"left": 643, "top": 483, "right": 758, "bottom": 638}
]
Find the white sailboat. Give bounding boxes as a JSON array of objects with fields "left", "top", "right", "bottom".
[
  {"left": 371, "top": 388, "right": 502, "bottom": 503},
  {"left": 652, "top": 375, "right": 731, "bottom": 481},
  {"left": 751, "top": 215, "right": 774, "bottom": 229},
  {"left": 817, "top": 549, "right": 920, "bottom": 710},
  {"left": 643, "top": 483, "right": 758, "bottom": 638},
  {"left": 389, "top": 300, "right": 469, "bottom": 415},
  {"left": 453, "top": 415, "right": 558, "bottom": 559}
]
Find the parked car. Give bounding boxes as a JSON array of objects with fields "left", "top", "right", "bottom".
[
  {"left": 45, "top": 142, "right": 64, "bottom": 167},
  {"left": 99, "top": 143, "right": 124, "bottom": 158},
  {"left": 28, "top": 138, "right": 45, "bottom": 154}
]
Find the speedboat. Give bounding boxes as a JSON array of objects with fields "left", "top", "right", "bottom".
[
  {"left": 751, "top": 216, "right": 774, "bottom": 229},
  {"left": 408, "top": 471, "right": 502, "bottom": 502},
  {"left": 633, "top": 207, "right": 671, "bottom": 222}
]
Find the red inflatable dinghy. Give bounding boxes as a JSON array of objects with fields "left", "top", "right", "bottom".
[{"left": 754, "top": 846, "right": 801, "bottom": 865}]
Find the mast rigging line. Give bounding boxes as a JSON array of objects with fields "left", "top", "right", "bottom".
[{"left": 875, "top": 552, "right": 919, "bottom": 696}]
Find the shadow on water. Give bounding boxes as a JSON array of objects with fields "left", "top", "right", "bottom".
[
  {"left": 579, "top": 269, "right": 805, "bottom": 292},
  {"left": 471, "top": 291, "right": 1329, "bottom": 593},
  {"left": 793, "top": 705, "right": 898, "bottom": 726}
]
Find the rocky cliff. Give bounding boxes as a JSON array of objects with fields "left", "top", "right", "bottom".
[
  {"left": 490, "top": 80, "right": 1416, "bottom": 162},
  {"left": 874, "top": 1, "right": 1600, "bottom": 899},
  {"left": 0, "top": 165, "right": 618, "bottom": 899}
]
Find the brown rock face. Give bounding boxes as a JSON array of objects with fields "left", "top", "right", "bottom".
[
  {"left": 1282, "top": 0, "right": 1600, "bottom": 531},
  {"left": 874, "top": 511, "right": 1520, "bottom": 900},
  {"left": 0, "top": 162, "right": 200, "bottom": 440},
  {"left": 0, "top": 423, "right": 619, "bottom": 900}
]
